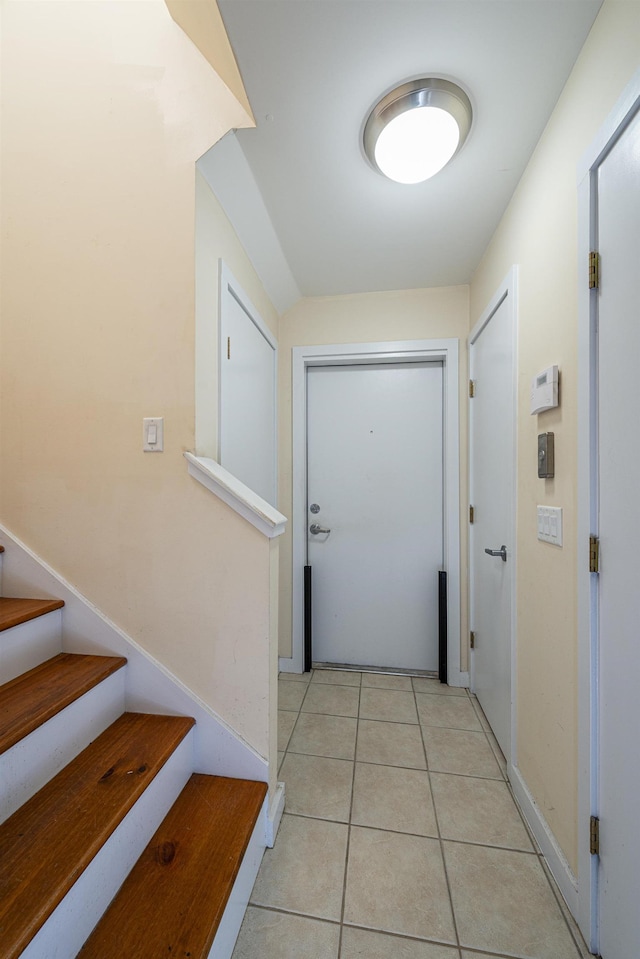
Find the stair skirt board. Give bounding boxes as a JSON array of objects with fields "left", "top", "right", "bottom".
[
  {"left": 265, "top": 780, "right": 286, "bottom": 848},
  {"left": 0, "top": 668, "right": 126, "bottom": 823},
  {"left": 208, "top": 794, "right": 269, "bottom": 959},
  {"left": 0, "top": 609, "right": 62, "bottom": 684},
  {"left": 0, "top": 525, "right": 267, "bottom": 784},
  {"left": 18, "top": 731, "right": 194, "bottom": 959}
]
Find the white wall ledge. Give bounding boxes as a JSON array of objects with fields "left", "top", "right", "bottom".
[{"left": 185, "top": 453, "right": 287, "bottom": 539}]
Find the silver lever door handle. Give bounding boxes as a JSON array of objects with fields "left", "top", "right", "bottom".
[
  {"left": 310, "top": 523, "right": 331, "bottom": 535},
  {"left": 484, "top": 545, "right": 507, "bottom": 562}
]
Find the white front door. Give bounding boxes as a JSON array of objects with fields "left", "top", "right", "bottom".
[
  {"left": 469, "top": 278, "right": 516, "bottom": 761},
  {"left": 307, "top": 362, "right": 444, "bottom": 671},
  {"left": 595, "top": 103, "right": 640, "bottom": 959}
]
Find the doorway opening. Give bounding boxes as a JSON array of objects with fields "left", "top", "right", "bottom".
[{"left": 282, "top": 339, "right": 464, "bottom": 686}]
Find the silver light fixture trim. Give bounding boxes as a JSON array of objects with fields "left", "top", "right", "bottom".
[{"left": 363, "top": 77, "right": 473, "bottom": 184}]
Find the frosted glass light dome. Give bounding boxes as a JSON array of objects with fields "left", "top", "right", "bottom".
[{"left": 364, "top": 78, "right": 472, "bottom": 184}]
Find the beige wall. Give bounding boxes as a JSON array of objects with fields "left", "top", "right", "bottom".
[
  {"left": 0, "top": 0, "right": 276, "bottom": 758},
  {"left": 278, "top": 286, "right": 470, "bottom": 665},
  {"left": 470, "top": 0, "right": 640, "bottom": 873}
]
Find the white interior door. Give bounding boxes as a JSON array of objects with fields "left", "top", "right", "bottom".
[
  {"left": 469, "top": 283, "right": 515, "bottom": 761},
  {"left": 595, "top": 104, "right": 640, "bottom": 959},
  {"left": 307, "top": 362, "right": 443, "bottom": 671},
  {"left": 219, "top": 273, "right": 277, "bottom": 506}
]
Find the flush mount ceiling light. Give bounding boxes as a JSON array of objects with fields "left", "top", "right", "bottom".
[{"left": 363, "top": 77, "right": 472, "bottom": 184}]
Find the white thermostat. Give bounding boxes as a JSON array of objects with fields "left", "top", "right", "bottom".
[{"left": 530, "top": 366, "right": 559, "bottom": 415}]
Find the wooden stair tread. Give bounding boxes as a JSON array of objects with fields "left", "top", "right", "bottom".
[
  {"left": 0, "top": 711, "right": 195, "bottom": 959},
  {"left": 0, "top": 652, "right": 127, "bottom": 755},
  {"left": 78, "top": 773, "right": 267, "bottom": 958},
  {"left": 0, "top": 596, "right": 64, "bottom": 632}
]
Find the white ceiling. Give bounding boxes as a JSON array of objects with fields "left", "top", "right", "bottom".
[{"left": 215, "top": 0, "right": 602, "bottom": 301}]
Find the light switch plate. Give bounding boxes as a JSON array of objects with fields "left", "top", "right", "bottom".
[
  {"left": 537, "top": 505, "right": 563, "bottom": 546},
  {"left": 143, "top": 417, "right": 164, "bottom": 452}
]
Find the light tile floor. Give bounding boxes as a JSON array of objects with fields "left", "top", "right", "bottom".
[{"left": 232, "top": 669, "right": 591, "bottom": 959}]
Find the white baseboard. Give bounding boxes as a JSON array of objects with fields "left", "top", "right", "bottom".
[
  {"left": 447, "top": 668, "right": 469, "bottom": 688},
  {"left": 265, "top": 781, "right": 285, "bottom": 848},
  {"left": 278, "top": 654, "right": 304, "bottom": 674},
  {"left": 509, "top": 761, "right": 578, "bottom": 917}
]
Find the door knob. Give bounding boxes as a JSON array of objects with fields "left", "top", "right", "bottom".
[
  {"left": 484, "top": 545, "right": 507, "bottom": 562},
  {"left": 310, "top": 523, "right": 331, "bottom": 535}
]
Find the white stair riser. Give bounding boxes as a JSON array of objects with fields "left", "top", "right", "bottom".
[
  {"left": 20, "top": 729, "right": 195, "bottom": 959},
  {"left": 0, "top": 669, "right": 126, "bottom": 823},
  {"left": 0, "top": 610, "right": 63, "bottom": 684},
  {"left": 208, "top": 798, "right": 268, "bottom": 959}
]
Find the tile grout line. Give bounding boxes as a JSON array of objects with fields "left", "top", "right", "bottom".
[
  {"left": 281, "top": 681, "right": 304, "bottom": 756},
  {"left": 282, "top": 749, "right": 503, "bottom": 779},
  {"left": 466, "top": 693, "right": 543, "bottom": 855},
  {"left": 466, "top": 693, "right": 542, "bottom": 855},
  {"left": 468, "top": 694, "right": 509, "bottom": 783},
  {"left": 245, "top": 901, "right": 341, "bottom": 925},
  {"left": 536, "top": 852, "right": 591, "bottom": 958},
  {"left": 504, "top": 778, "right": 542, "bottom": 853},
  {"left": 336, "top": 675, "right": 361, "bottom": 959},
  {"left": 277, "top": 809, "right": 539, "bottom": 854},
  {"left": 413, "top": 676, "right": 463, "bottom": 959},
  {"left": 277, "top": 668, "right": 312, "bottom": 779}
]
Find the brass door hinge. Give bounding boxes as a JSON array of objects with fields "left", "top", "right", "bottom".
[
  {"left": 470, "top": 631, "right": 476, "bottom": 650},
  {"left": 589, "top": 535, "right": 600, "bottom": 573},
  {"left": 469, "top": 505, "right": 475, "bottom": 524},
  {"left": 590, "top": 815, "right": 600, "bottom": 856},
  {"left": 589, "top": 251, "right": 600, "bottom": 290},
  {"left": 469, "top": 379, "right": 475, "bottom": 398},
  {"left": 227, "top": 336, "right": 231, "bottom": 360}
]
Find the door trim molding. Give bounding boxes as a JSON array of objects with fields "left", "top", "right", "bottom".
[
  {"left": 468, "top": 267, "right": 518, "bottom": 766},
  {"left": 280, "top": 338, "right": 463, "bottom": 684},
  {"left": 577, "top": 67, "right": 640, "bottom": 954}
]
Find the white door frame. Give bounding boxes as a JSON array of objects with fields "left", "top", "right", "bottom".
[
  {"left": 280, "top": 338, "right": 463, "bottom": 683},
  {"left": 576, "top": 67, "right": 640, "bottom": 954},
  {"left": 468, "top": 267, "right": 518, "bottom": 765}
]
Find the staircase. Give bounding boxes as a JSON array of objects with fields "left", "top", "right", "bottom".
[{"left": 0, "top": 545, "right": 268, "bottom": 959}]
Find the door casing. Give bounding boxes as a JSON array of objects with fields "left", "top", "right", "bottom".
[
  {"left": 280, "top": 338, "right": 464, "bottom": 684},
  {"left": 576, "top": 67, "right": 640, "bottom": 954}
]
